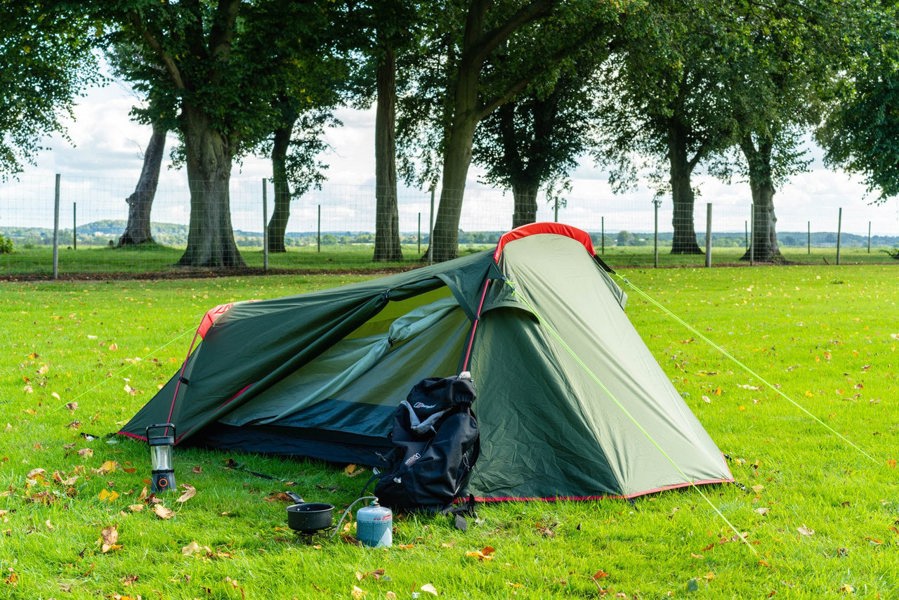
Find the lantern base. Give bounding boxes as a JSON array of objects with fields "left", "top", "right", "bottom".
[{"left": 151, "top": 469, "right": 175, "bottom": 493}]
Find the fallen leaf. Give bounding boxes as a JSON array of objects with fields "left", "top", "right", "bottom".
[
  {"left": 100, "top": 525, "right": 121, "bottom": 553},
  {"left": 386, "top": 592, "right": 397, "bottom": 600},
  {"left": 97, "top": 460, "right": 118, "bottom": 474},
  {"left": 751, "top": 485, "right": 764, "bottom": 494},
  {"left": 351, "top": 585, "right": 366, "bottom": 599},
  {"left": 754, "top": 507, "right": 770, "bottom": 516},
  {"left": 420, "top": 583, "right": 439, "bottom": 596},
  {"left": 592, "top": 570, "right": 610, "bottom": 580},
  {"left": 797, "top": 525, "right": 815, "bottom": 536},
  {"left": 465, "top": 546, "right": 496, "bottom": 561},
  {"left": 344, "top": 464, "right": 365, "bottom": 478},
  {"left": 98, "top": 489, "right": 120, "bottom": 503},
  {"left": 176, "top": 484, "right": 196, "bottom": 504},
  {"left": 153, "top": 505, "right": 175, "bottom": 520},
  {"left": 128, "top": 504, "right": 144, "bottom": 512},
  {"left": 839, "top": 583, "right": 855, "bottom": 594},
  {"left": 27, "top": 468, "right": 47, "bottom": 480},
  {"left": 182, "top": 541, "right": 212, "bottom": 556}
]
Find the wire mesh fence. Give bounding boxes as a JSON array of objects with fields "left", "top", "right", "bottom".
[{"left": 1, "top": 173, "right": 897, "bottom": 277}]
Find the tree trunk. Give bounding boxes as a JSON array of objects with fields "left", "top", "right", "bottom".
[
  {"left": 118, "top": 122, "right": 166, "bottom": 246},
  {"left": 511, "top": 181, "right": 539, "bottom": 228},
  {"left": 177, "top": 106, "right": 245, "bottom": 268},
  {"left": 429, "top": 113, "right": 478, "bottom": 261},
  {"left": 373, "top": 43, "right": 402, "bottom": 262},
  {"left": 740, "top": 135, "right": 783, "bottom": 262},
  {"left": 668, "top": 124, "right": 703, "bottom": 254},
  {"left": 267, "top": 125, "right": 292, "bottom": 253}
]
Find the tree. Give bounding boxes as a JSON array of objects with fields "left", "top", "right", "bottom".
[
  {"left": 818, "top": 2, "right": 899, "bottom": 201},
  {"left": 346, "top": 0, "right": 423, "bottom": 261},
  {"left": 594, "top": 1, "right": 737, "bottom": 255},
  {"left": 106, "top": 40, "right": 174, "bottom": 247},
  {"left": 0, "top": 3, "right": 99, "bottom": 177},
  {"left": 400, "top": 0, "right": 624, "bottom": 261},
  {"left": 118, "top": 120, "right": 167, "bottom": 246},
  {"left": 473, "top": 48, "right": 604, "bottom": 228},
  {"left": 705, "top": 0, "right": 853, "bottom": 262},
  {"left": 248, "top": 3, "right": 344, "bottom": 254},
  {"left": 101, "top": 0, "right": 335, "bottom": 268},
  {"left": 265, "top": 106, "right": 336, "bottom": 253}
]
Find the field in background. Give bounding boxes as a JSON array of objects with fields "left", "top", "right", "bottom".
[
  {"left": 1, "top": 240, "right": 897, "bottom": 278},
  {"left": 1, "top": 265, "right": 897, "bottom": 597}
]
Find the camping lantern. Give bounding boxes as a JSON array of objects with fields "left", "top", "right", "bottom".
[{"left": 146, "top": 423, "right": 176, "bottom": 493}]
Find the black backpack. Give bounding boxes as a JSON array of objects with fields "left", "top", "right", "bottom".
[{"left": 373, "top": 374, "right": 480, "bottom": 513}]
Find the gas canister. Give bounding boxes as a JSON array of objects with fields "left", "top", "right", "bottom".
[{"left": 356, "top": 499, "right": 392, "bottom": 548}]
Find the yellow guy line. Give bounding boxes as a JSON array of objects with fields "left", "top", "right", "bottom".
[
  {"left": 504, "top": 279, "right": 757, "bottom": 556},
  {"left": 615, "top": 274, "right": 878, "bottom": 465}
]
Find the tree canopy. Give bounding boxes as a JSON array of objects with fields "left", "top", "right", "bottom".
[
  {"left": 818, "top": 2, "right": 899, "bottom": 201},
  {"left": 0, "top": 3, "right": 99, "bottom": 177}
]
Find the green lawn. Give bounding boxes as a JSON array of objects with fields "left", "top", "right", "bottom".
[{"left": 1, "top": 265, "right": 896, "bottom": 598}]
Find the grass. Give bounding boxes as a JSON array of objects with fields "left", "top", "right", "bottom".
[
  {"left": 1, "top": 265, "right": 897, "bottom": 598},
  {"left": 1, "top": 242, "right": 897, "bottom": 278}
]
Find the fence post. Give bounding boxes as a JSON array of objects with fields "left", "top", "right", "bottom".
[
  {"left": 553, "top": 197, "right": 559, "bottom": 223},
  {"left": 705, "top": 203, "right": 712, "bottom": 268},
  {"left": 601, "top": 216, "right": 605, "bottom": 255},
  {"left": 867, "top": 221, "right": 872, "bottom": 253},
  {"left": 807, "top": 221, "right": 811, "bottom": 254},
  {"left": 417, "top": 212, "right": 421, "bottom": 255},
  {"left": 317, "top": 204, "right": 321, "bottom": 253},
  {"left": 262, "top": 179, "right": 268, "bottom": 272},
  {"left": 744, "top": 220, "right": 748, "bottom": 248},
  {"left": 53, "top": 174, "right": 60, "bottom": 279},
  {"left": 73, "top": 201, "right": 77, "bottom": 250},
  {"left": 836, "top": 207, "right": 842, "bottom": 265},
  {"left": 652, "top": 200, "right": 660, "bottom": 268}
]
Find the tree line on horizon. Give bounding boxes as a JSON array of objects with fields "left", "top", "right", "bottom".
[{"left": 1, "top": 1, "right": 897, "bottom": 268}]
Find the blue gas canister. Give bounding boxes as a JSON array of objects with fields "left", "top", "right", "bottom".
[{"left": 356, "top": 499, "right": 393, "bottom": 548}]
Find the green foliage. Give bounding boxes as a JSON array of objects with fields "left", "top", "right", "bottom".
[
  {"left": 0, "top": 3, "right": 101, "bottom": 177},
  {"left": 817, "top": 2, "right": 899, "bottom": 201},
  {"left": 1, "top": 267, "right": 898, "bottom": 597},
  {"left": 0, "top": 233, "right": 13, "bottom": 253}
]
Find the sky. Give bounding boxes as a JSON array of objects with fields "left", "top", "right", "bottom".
[{"left": 3, "top": 77, "right": 898, "bottom": 237}]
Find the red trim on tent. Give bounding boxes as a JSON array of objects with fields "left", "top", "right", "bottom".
[
  {"left": 469, "top": 477, "right": 734, "bottom": 503},
  {"left": 494, "top": 222, "right": 595, "bottom": 261},
  {"left": 198, "top": 303, "right": 233, "bottom": 339}
]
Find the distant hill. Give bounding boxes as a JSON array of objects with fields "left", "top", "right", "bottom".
[{"left": 1, "top": 221, "right": 897, "bottom": 249}]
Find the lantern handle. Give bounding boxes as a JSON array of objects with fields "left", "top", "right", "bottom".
[{"left": 146, "top": 423, "right": 176, "bottom": 439}]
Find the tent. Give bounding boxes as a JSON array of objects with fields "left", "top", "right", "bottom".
[{"left": 121, "top": 223, "right": 732, "bottom": 500}]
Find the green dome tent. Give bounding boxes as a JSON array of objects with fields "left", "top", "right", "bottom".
[{"left": 121, "top": 223, "right": 732, "bottom": 500}]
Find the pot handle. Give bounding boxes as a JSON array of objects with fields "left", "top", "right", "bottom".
[{"left": 285, "top": 491, "right": 305, "bottom": 504}]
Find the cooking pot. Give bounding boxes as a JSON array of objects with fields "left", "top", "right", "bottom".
[{"left": 285, "top": 491, "right": 334, "bottom": 533}]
